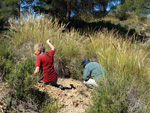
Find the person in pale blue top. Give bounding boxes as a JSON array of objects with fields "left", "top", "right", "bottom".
[{"left": 81, "top": 58, "right": 108, "bottom": 88}]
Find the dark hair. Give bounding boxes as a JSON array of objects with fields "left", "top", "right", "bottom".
[{"left": 81, "top": 58, "right": 90, "bottom": 68}]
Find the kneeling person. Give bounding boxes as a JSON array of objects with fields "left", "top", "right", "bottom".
[
  {"left": 33, "top": 40, "right": 64, "bottom": 89},
  {"left": 81, "top": 58, "right": 108, "bottom": 88}
]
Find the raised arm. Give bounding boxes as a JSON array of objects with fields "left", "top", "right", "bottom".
[{"left": 46, "top": 39, "right": 55, "bottom": 51}]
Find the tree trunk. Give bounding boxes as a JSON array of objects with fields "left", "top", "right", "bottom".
[
  {"left": 18, "top": 3, "right": 21, "bottom": 24},
  {"left": 66, "top": 1, "right": 71, "bottom": 31},
  {"left": 103, "top": 6, "right": 106, "bottom": 12},
  {"left": 66, "top": 1, "right": 71, "bottom": 22}
]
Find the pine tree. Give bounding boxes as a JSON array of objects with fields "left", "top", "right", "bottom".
[
  {"left": 117, "top": 0, "right": 150, "bottom": 15},
  {"left": 0, "top": 0, "right": 34, "bottom": 27},
  {"left": 34, "top": 0, "right": 77, "bottom": 23},
  {"left": 0, "top": 0, "right": 18, "bottom": 26}
]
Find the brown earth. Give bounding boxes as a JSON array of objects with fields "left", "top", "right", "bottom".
[
  {"left": 0, "top": 78, "right": 92, "bottom": 113},
  {"left": 35, "top": 78, "right": 92, "bottom": 113}
]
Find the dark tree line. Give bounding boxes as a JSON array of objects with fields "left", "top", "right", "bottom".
[
  {"left": 0, "top": 0, "right": 150, "bottom": 28},
  {"left": 0, "top": 0, "right": 34, "bottom": 27}
]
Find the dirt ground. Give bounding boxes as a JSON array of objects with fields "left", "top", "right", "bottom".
[
  {"left": 35, "top": 78, "right": 92, "bottom": 113},
  {"left": 0, "top": 78, "right": 92, "bottom": 113}
]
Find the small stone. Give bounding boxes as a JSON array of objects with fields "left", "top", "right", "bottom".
[
  {"left": 43, "top": 88, "right": 46, "bottom": 91},
  {"left": 73, "top": 101, "right": 78, "bottom": 107},
  {"left": 58, "top": 101, "right": 64, "bottom": 108},
  {"left": 3, "top": 106, "right": 7, "bottom": 109},
  {"left": 71, "top": 90, "right": 77, "bottom": 93},
  {"left": 67, "top": 93, "right": 73, "bottom": 97}
]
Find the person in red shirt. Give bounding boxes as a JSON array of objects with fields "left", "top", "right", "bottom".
[{"left": 33, "top": 40, "right": 63, "bottom": 89}]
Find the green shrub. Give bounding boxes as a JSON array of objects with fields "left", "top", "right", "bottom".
[
  {"left": 28, "top": 88, "right": 58, "bottom": 113},
  {"left": 2, "top": 56, "right": 58, "bottom": 112},
  {"left": 86, "top": 76, "right": 128, "bottom": 113},
  {"left": 0, "top": 39, "right": 16, "bottom": 80},
  {"left": 42, "top": 99, "right": 58, "bottom": 113},
  {"left": 6, "top": 58, "right": 35, "bottom": 100},
  {"left": 86, "top": 75, "right": 150, "bottom": 113},
  {"left": 138, "top": 15, "right": 147, "bottom": 23},
  {"left": 5, "top": 30, "right": 14, "bottom": 38},
  {"left": 0, "top": 39, "right": 58, "bottom": 112},
  {"left": 145, "top": 26, "right": 150, "bottom": 33}
]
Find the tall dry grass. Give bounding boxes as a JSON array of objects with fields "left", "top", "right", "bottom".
[
  {"left": 9, "top": 13, "right": 150, "bottom": 80},
  {"left": 87, "top": 31, "right": 148, "bottom": 78},
  {"left": 9, "top": 14, "right": 86, "bottom": 78}
]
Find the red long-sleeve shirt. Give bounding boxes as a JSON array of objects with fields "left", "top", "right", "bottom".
[{"left": 35, "top": 50, "right": 57, "bottom": 82}]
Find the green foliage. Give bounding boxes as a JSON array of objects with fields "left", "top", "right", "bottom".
[
  {"left": 0, "top": 0, "right": 35, "bottom": 27},
  {"left": 8, "top": 58, "right": 35, "bottom": 100},
  {"left": 0, "top": 0, "right": 19, "bottom": 26},
  {"left": 42, "top": 99, "right": 58, "bottom": 113},
  {"left": 0, "top": 39, "right": 16, "bottom": 80},
  {"left": 86, "top": 75, "right": 150, "bottom": 113},
  {"left": 34, "top": 0, "right": 74, "bottom": 21},
  {"left": 5, "top": 30, "right": 14, "bottom": 38},
  {"left": 10, "top": 15, "right": 150, "bottom": 80},
  {"left": 145, "top": 26, "right": 150, "bottom": 33},
  {"left": 86, "top": 77, "right": 128, "bottom": 113},
  {"left": 101, "top": 14, "right": 150, "bottom": 37},
  {"left": 33, "top": 0, "right": 119, "bottom": 21},
  {"left": 0, "top": 38, "right": 58, "bottom": 112},
  {"left": 1, "top": 55, "right": 35, "bottom": 100},
  {"left": 138, "top": 15, "right": 148, "bottom": 22},
  {"left": 116, "top": 0, "right": 150, "bottom": 20},
  {"left": 8, "top": 58, "right": 58, "bottom": 112},
  {"left": 28, "top": 88, "right": 58, "bottom": 112}
]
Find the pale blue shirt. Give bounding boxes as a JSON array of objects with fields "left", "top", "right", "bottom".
[{"left": 83, "top": 62, "right": 108, "bottom": 81}]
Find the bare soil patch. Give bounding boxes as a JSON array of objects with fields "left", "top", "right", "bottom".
[{"left": 35, "top": 78, "right": 92, "bottom": 113}]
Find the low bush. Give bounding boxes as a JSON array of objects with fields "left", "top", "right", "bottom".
[
  {"left": 138, "top": 15, "right": 147, "bottom": 23},
  {"left": 0, "top": 39, "right": 58, "bottom": 112},
  {"left": 0, "top": 39, "right": 16, "bottom": 80},
  {"left": 86, "top": 74, "right": 150, "bottom": 113}
]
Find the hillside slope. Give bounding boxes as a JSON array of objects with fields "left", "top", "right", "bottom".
[
  {"left": 0, "top": 78, "right": 92, "bottom": 113},
  {"left": 35, "top": 78, "right": 92, "bottom": 113}
]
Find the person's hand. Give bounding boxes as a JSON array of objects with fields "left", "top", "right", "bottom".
[
  {"left": 46, "top": 39, "right": 50, "bottom": 44},
  {"left": 46, "top": 39, "right": 55, "bottom": 50}
]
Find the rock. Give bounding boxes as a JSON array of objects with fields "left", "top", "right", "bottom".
[
  {"left": 73, "top": 101, "right": 78, "bottom": 107},
  {"left": 58, "top": 101, "right": 64, "bottom": 108},
  {"left": 71, "top": 89, "right": 77, "bottom": 93},
  {"left": 67, "top": 93, "right": 73, "bottom": 97}
]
